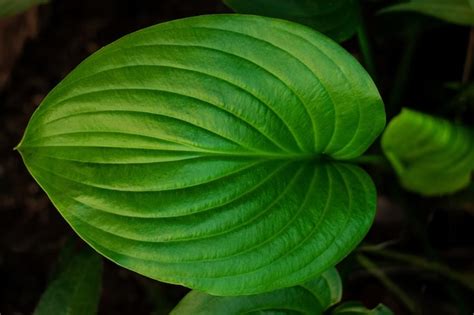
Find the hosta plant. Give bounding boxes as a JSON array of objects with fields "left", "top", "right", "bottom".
[
  {"left": 382, "top": 108, "right": 474, "bottom": 195},
  {"left": 17, "top": 14, "right": 385, "bottom": 296},
  {"left": 171, "top": 268, "right": 393, "bottom": 315}
]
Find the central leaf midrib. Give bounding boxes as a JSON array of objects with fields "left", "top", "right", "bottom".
[{"left": 18, "top": 143, "right": 329, "bottom": 162}]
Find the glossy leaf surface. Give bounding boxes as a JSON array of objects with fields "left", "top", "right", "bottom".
[
  {"left": 331, "top": 301, "right": 394, "bottom": 315},
  {"left": 223, "top": 0, "right": 360, "bottom": 42},
  {"left": 34, "top": 246, "right": 102, "bottom": 315},
  {"left": 382, "top": 108, "right": 474, "bottom": 196},
  {"left": 171, "top": 268, "right": 342, "bottom": 315},
  {"left": 18, "top": 14, "right": 385, "bottom": 295},
  {"left": 380, "top": 0, "right": 474, "bottom": 26},
  {"left": 0, "top": 0, "right": 48, "bottom": 17}
]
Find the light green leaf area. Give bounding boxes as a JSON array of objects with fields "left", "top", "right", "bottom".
[
  {"left": 223, "top": 0, "right": 360, "bottom": 42},
  {"left": 0, "top": 0, "right": 48, "bottom": 17},
  {"left": 379, "top": 0, "right": 474, "bottom": 26},
  {"left": 382, "top": 108, "right": 474, "bottom": 196},
  {"left": 171, "top": 268, "right": 341, "bottom": 315},
  {"left": 34, "top": 246, "right": 103, "bottom": 315},
  {"left": 331, "top": 301, "right": 394, "bottom": 315},
  {"left": 18, "top": 14, "right": 385, "bottom": 295}
]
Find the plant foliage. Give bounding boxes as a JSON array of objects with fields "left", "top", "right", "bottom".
[
  {"left": 0, "top": 0, "right": 48, "bottom": 17},
  {"left": 331, "top": 301, "right": 394, "bottom": 315},
  {"left": 171, "top": 268, "right": 341, "bottom": 314},
  {"left": 33, "top": 245, "right": 102, "bottom": 315},
  {"left": 382, "top": 108, "right": 474, "bottom": 196},
  {"left": 380, "top": 0, "right": 474, "bottom": 26},
  {"left": 17, "top": 14, "right": 385, "bottom": 295},
  {"left": 223, "top": 0, "right": 360, "bottom": 42}
]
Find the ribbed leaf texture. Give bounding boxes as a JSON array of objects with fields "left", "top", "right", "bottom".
[
  {"left": 223, "top": 0, "right": 360, "bottom": 42},
  {"left": 380, "top": 0, "right": 474, "bottom": 26},
  {"left": 0, "top": 0, "right": 48, "bottom": 17},
  {"left": 171, "top": 268, "right": 342, "bottom": 315},
  {"left": 34, "top": 245, "right": 102, "bottom": 315},
  {"left": 18, "top": 14, "right": 385, "bottom": 295},
  {"left": 382, "top": 108, "right": 474, "bottom": 196}
]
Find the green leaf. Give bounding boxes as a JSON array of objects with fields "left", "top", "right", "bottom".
[
  {"left": 379, "top": 0, "right": 474, "bottom": 26},
  {"left": 382, "top": 108, "right": 474, "bottom": 196},
  {"left": 17, "top": 14, "right": 385, "bottom": 295},
  {"left": 0, "top": 0, "right": 48, "bottom": 17},
  {"left": 331, "top": 301, "right": 394, "bottom": 315},
  {"left": 171, "top": 268, "right": 342, "bottom": 315},
  {"left": 34, "top": 245, "right": 103, "bottom": 315},
  {"left": 223, "top": 0, "right": 360, "bottom": 42}
]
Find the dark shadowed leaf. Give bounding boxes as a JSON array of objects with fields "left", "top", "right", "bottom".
[
  {"left": 0, "top": 0, "right": 48, "bottom": 17},
  {"left": 33, "top": 245, "right": 102, "bottom": 315},
  {"left": 379, "top": 0, "right": 474, "bottom": 26},
  {"left": 331, "top": 301, "right": 394, "bottom": 315},
  {"left": 223, "top": 0, "right": 360, "bottom": 42}
]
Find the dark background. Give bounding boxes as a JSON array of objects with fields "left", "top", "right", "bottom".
[{"left": 0, "top": 1, "right": 473, "bottom": 314}]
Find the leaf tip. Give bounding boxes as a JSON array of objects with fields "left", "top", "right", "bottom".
[{"left": 14, "top": 139, "right": 24, "bottom": 153}]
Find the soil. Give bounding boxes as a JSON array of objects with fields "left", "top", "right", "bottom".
[{"left": 0, "top": 1, "right": 473, "bottom": 315}]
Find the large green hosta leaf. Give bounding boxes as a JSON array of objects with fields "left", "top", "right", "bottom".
[
  {"left": 18, "top": 14, "right": 385, "bottom": 295},
  {"left": 380, "top": 0, "right": 474, "bottom": 26},
  {"left": 171, "top": 268, "right": 342, "bottom": 314},
  {"left": 382, "top": 108, "right": 474, "bottom": 195},
  {"left": 223, "top": 0, "right": 360, "bottom": 42}
]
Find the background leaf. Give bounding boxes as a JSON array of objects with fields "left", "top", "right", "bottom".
[
  {"left": 171, "top": 268, "right": 342, "bottom": 315},
  {"left": 18, "top": 14, "right": 385, "bottom": 295},
  {"left": 223, "top": 0, "right": 360, "bottom": 42},
  {"left": 379, "top": 0, "right": 474, "bottom": 26},
  {"left": 33, "top": 245, "right": 103, "bottom": 315},
  {"left": 0, "top": 0, "right": 48, "bottom": 17},
  {"left": 382, "top": 108, "right": 474, "bottom": 195},
  {"left": 331, "top": 301, "right": 394, "bottom": 315}
]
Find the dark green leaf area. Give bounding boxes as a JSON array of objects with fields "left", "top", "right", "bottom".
[
  {"left": 171, "top": 268, "right": 342, "bottom": 315},
  {"left": 18, "top": 15, "right": 384, "bottom": 295},
  {"left": 0, "top": 0, "right": 48, "bottom": 17},
  {"left": 223, "top": 0, "right": 360, "bottom": 42},
  {"left": 331, "top": 301, "right": 394, "bottom": 315},
  {"left": 380, "top": 0, "right": 474, "bottom": 26},
  {"left": 33, "top": 246, "right": 102, "bottom": 315},
  {"left": 382, "top": 108, "right": 474, "bottom": 196}
]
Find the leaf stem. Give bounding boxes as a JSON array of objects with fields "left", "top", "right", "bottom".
[
  {"left": 348, "top": 154, "right": 390, "bottom": 168},
  {"left": 388, "top": 24, "right": 421, "bottom": 116},
  {"left": 356, "top": 254, "right": 418, "bottom": 313},
  {"left": 359, "top": 246, "right": 474, "bottom": 292},
  {"left": 462, "top": 27, "right": 474, "bottom": 84},
  {"left": 357, "top": 17, "right": 377, "bottom": 82}
]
